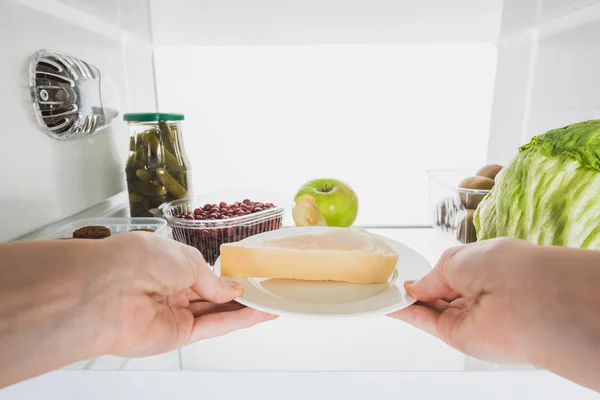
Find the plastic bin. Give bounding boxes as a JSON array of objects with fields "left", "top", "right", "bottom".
[
  {"left": 158, "top": 191, "right": 288, "bottom": 266},
  {"left": 34, "top": 217, "right": 168, "bottom": 240},
  {"left": 428, "top": 169, "right": 492, "bottom": 244}
]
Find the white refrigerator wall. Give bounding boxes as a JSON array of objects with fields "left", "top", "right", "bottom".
[
  {"left": 151, "top": 0, "right": 502, "bottom": 226},
  {"left": 5, "top": 0, "right": 600, "bottom": 234},
  {"left": 153, "top": 44, "right": 497, "bottom": 226},
  {"left": 149, "top": 0, "right": 504, "bottom": 46},
  {"left": 0, "top": 0, "right": 156, "bottom": 241},
  {"left": 488, "top": 0, "right": 600, "bottom": 164}
]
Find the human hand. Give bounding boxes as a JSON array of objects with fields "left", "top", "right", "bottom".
[
  {"left": 389, "top": 237, "right": 600, "bottom": 392},
  {"left": 389, "top": 238, "right": 540, "bottom": 364},
  {"left": 91, "top": 232, "right": 277, "bottom": 357}
]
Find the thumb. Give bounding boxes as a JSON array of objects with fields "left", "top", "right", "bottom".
[
  {"left": 182, "top": 247, "right": 244, "bottom": 303},
  {"left": 192, "top": 266, "right": 244, "bottom": 303},
  {"left": 406, "top": 246, "right": 462, "bottom": 302}
]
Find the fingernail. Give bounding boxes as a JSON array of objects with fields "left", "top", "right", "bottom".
[
  {"left": 227, "top": 281, "right": 243, "bottom": 292},
  {"left": 405, "top": 279, "right": 417, "bottom": 286}
]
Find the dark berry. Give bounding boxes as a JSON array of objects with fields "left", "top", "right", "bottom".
[
  {"left": 231, "top": 204, "right": 238, "bottom": 211},
  {"left": 203, "top": 204, "right": 212, "bottom": 211},
  {"left": 236, "top": 210, "right": 245, "bottom": 216},
  {"left": 243, "top": 199, "right": 251, "bottom": 205},
  {"left": 254, "top": 207, "right": 263, "bottom": 213},
  {"left": 219, "top": 201, "right": 228, "bottom": 208},
  {"left": 194, "top": 208, "right": 203, "bottom": 215},
  {"left": 184, "top": 215, "right": 194, "bottom": 220}
]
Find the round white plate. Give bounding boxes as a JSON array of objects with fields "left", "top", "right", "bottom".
[{"left": 214, "top": 227, "right": 431, "bottom": 319}]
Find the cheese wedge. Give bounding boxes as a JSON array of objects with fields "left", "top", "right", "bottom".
[{"left": 219, "top": 228, "right": 398, "bottom": 284}]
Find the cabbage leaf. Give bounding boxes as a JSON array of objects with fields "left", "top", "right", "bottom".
[{"left": 474, "top": 120, "right": 600, "bottom": 249}]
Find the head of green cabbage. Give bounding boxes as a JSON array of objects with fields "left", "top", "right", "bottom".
[{"left": 474, "top": 119, "right": 600, "bottom": 249}]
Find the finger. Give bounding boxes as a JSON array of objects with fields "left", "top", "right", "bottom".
[
  {"left": 191, "top": 259, "right": 244, "bottom": 304},
  {"left": 189, "top": 307, "right": 278, "bottom": 343},
  {"left": 419, "top": 299, "right": 450, "bottom": 313},
  {"left": 185, "top": 288, "right": 204, "bottom": 302},
  {"left": 188, "top": 301, "right": 245, "bottom": 317},
  {"left": 404, "top": 246, "right": 463, "bottom": 302},
  {"left": 173, "top": 243, "right": 244, "bottom": 303},
  {"left": 443, "top": 290, "right": 462, "bottom": 303},
  {"left": 447, "top": 297, "right": 474, "bottom": 310},
  {"left": 388, "top": 305, "right": 440, "bottom": 338}
]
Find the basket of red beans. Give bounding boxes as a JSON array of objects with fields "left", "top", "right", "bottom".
[{"left": 157, "top": 192, "right": 286, "bottom": 266}]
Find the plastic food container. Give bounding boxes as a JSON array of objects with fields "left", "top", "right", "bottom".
[
  {"left": 158, "top": 192, "right": 287, "bottom": 266},
  {"left": 428, "top": 170, "right": 491, "bottom": 244},
  {"left": 34, "top": 217, "right": 168, "bottom": 240}
]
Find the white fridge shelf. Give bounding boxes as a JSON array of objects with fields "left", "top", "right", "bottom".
[{"left": 27, "top": 196, "right": 533, "bottom": 375}]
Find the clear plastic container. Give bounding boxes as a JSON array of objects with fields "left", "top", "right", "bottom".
[
  {"left": 123, "top": 113, "right": 192, "bottom": 218},
  {"left": 158, "top": 191, "right": 287, "bottom": 266},
  {"left": 428, "top": 170, "right": 491, "bottom": 244},
  {"left": 34, "top": 217, "right": 168, "bottom": 240}
]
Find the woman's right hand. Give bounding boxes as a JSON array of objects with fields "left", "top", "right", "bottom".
[{"left": 389, "top": 238, "right": 600, "bottom": 392}]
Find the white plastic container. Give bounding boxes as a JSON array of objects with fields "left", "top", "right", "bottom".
[{"left": 34, "top": 217, "right": 168, "bottom": 240}]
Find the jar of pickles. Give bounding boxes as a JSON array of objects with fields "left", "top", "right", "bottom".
[{"left": 123, "top": 113, "right": 192, "bottom": 217}]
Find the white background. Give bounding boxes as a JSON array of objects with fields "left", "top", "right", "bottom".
[{"left": 154, "top": 44, "right": 497, "bottom": 225}]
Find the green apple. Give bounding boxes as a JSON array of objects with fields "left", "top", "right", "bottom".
[{"left": 293, "top": 179, "right": 358, "bottom": 227}]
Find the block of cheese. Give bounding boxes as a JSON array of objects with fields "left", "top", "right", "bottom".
[{"left": 219, "top": 228, "right": 398, "bottom": 284}]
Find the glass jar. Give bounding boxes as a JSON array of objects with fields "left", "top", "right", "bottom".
[{"left": 123, "top": 113, "right": 192, "bottom": 217}]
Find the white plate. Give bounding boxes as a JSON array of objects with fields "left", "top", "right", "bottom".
[{"left": 214, "top": 227, "right": 431, "bottom": 319}]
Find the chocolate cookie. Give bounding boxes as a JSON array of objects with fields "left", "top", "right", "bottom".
[{"left": 72, "top": 226, "right": 112, "bottom": 239}]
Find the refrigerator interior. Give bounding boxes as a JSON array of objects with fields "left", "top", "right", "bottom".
[
  {"left": 2, "top": 0, "right": 600, "bottom": 237},
  {"left": 0, "top": 0, "right": 155, "bottom": 241},
  {"left": 1, "top": 1, "right": 600, "bottom": 397}
]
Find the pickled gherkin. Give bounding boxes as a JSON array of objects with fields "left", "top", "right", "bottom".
[
  {"left": 131, "top": 181, "right": 168, "bottom": 197},
  {"left": 141, "top": 130, "right": 160, "bottom": 155},
  {"left": 135, "top": 169, "right": 154, "bottom": 182},
  {"left": 123, "top": 113, "right": 192, "bottom": 217},
  {"left": 156, "top": 168, "right": 187, "bottom": 199}
]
